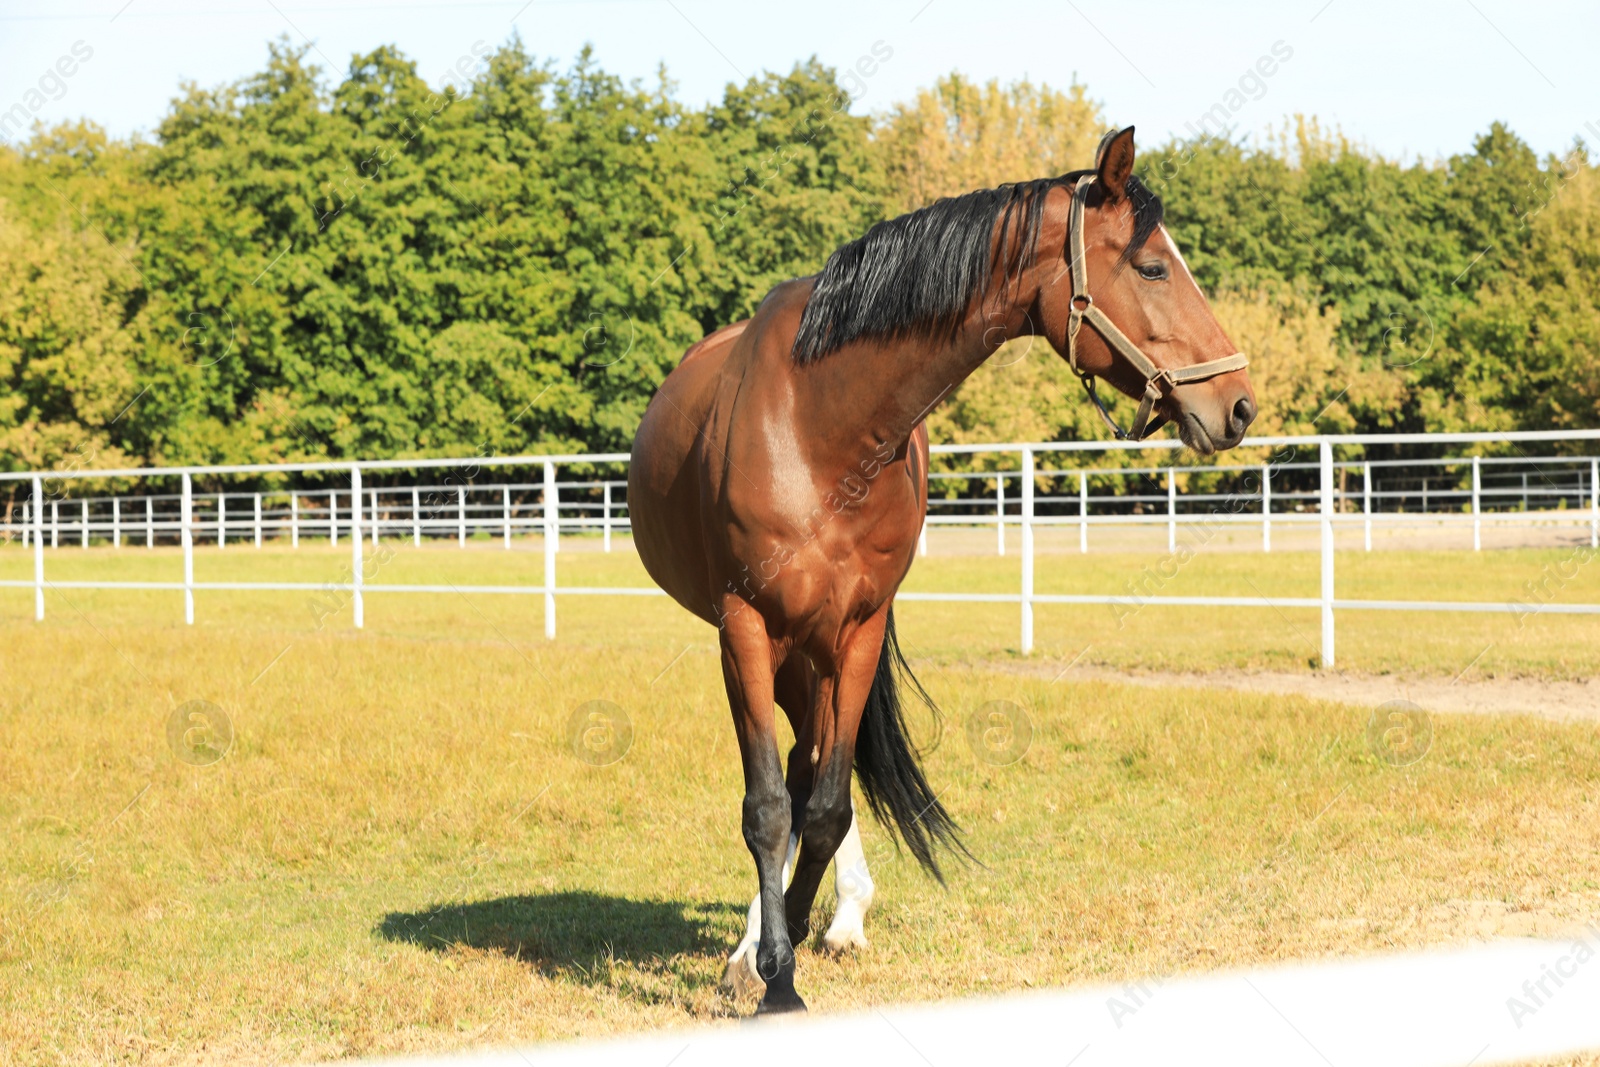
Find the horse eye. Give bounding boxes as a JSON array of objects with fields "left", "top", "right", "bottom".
[{"left": 1137, "top": 262, "right": 1169, "bottom": 281}]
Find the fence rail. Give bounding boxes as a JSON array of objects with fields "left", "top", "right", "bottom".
[{"left": 4, "top": 430, "right": 1600, "bottom": 667}]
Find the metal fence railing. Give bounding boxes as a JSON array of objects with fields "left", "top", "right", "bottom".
[
  {"left": 926, "top": 451, "right": 1600, "bottom": 556},
  {"left": 1, "top": 479, "right": 632, "bottom": 552}
]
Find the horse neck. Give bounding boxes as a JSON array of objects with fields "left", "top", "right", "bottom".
[{"left": 792, "top": 267, "right": 1050, "bottom": 465}]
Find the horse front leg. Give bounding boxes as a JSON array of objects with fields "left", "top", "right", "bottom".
[
  {"left": 724, "top": 832, "right": 797, "bottom": 998},
  {"left": 725, "top": 654, "right": 816, "bottom": 997},
  {"left": 719, "top": 609, "right": 805, "bottom": 1014}
]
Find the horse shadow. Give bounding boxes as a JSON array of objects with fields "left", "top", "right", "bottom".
[{"left": 376, "top": 891, "right": 740, "bottom": 987}]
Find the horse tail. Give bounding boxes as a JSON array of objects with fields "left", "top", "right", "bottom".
[{"left": 853, "top": 606, "right": 967, "bottom": 883}]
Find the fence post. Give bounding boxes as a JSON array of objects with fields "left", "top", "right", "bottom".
[
  {"left": 254, "top": 492, "right": 262, "bottom": 549},
  {"left": 51, "top": 500, "right": 59, "bottom": 549},
  {"left": 113, "top": 497, "right": 121, "bottom": 548},
  {"left": 544, "top": 460, "right": 557, "bottom": 640},
  {"left": 1167, "top": 468, "right": 1176, "bottom": 554},
  {"left": 182, "top": 472, "right": 194, "bottom": 626},
  {"left": 81, "top": 499, "right": 89, "bottom": 549},
  {"left": 1262, "top": 462, "right": 1271, "bottom": 553},
  {"left": 21, "top": 502, "right": 28, "bottom": 549},
  {"left": 1364, "top": 461, "right": 1373, "bottom": 552},
  {"left": 411, "top": 488, "right": 421, "bottom": 546},
  {"left": 1079, "top": 470, "right": 1088, "bottom": 554},
  {"left": 1471, "top": 456, "right": 1482, "bottom": 552},
  {"left": 1020, "top": 447, "right": 1034, "bottom": 655},
  {"left": 330, "top": 491, "right": 338, "bottom": 546},
  {"left": 503, "top": 485, "right": 512, "bottom": 550},
  {"left": 146, "top": 496, "right": 154, "bottom": 549},
  {"left": 31, "top": 478, "right": 44, "bottom": 621},
  {"left": 218, "top": 493, "right": 226, "bottom": 548},
  {"left": 457, "top": 484, "right": 466, "bottom": 547},
  {"left": 603, "top": 482, "right": 613, "bottom": 553},
  {"left": 351, "top": 465, "right": 364, "bottom": 630},
  {"left": 918, "top": 517, "right": 928, "bottom": 557},
  {"left": 996, "top": 474, "right": 1006, "bottom": 557},
  {"left": 369, "top": 489, "right": 379, "bottom": 547},
  {"left": 1319, "top": 440, "right": 1335, "bottom": 670},
  {"left": 291, "top": 495, "right": 300, "bottom": 548},
  {"left": 1591, "top": 459, "right": 1598, "bottom": 549}
]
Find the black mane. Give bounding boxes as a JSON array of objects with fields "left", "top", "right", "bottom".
[{"left": 791, "top": 170, "right": 1164, "bottom": 365}]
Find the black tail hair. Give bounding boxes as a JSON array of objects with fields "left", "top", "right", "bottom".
[{"left": 853, "top": 607, "right": 968, "bottom": 882}]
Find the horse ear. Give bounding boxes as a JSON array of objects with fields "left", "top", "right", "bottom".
[{"left": 1095, "top": 126, "right": 1136, "bottom": 201}]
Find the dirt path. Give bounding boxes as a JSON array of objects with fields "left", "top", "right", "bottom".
[{"left": 1000, "top": 660, "right": 1600, "bottom": 722}]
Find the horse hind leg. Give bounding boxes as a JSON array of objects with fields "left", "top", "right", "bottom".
[
  {"left": 781, "top": 616, "right": 884, "bottom": 954},
  {"left": 782, "top": 746, "right": 855, "bottom": 947},
  {"left": 822, "top": 808, "right": 874, "bottom": 953}
]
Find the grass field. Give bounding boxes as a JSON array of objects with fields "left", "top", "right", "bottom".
[{"left": 2, "top": 537, "right": 1600, "bottom": 1066}]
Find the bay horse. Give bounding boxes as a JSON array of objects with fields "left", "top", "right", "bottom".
[{"left": 628, "top": 127, "right": 1256, "bottom": 1014}]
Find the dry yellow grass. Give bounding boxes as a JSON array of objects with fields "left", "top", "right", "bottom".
[{"left": 1, "top": 539, "right": 1599, "bottom": 1066}]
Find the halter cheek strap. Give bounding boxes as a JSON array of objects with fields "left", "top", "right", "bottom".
[{"left": 1065, "top": 178, "right": 1250, "bottom": 441}]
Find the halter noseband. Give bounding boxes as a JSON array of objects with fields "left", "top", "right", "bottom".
[{"left": 1064, "top": 177, "right": 1250, "bottom": 441}]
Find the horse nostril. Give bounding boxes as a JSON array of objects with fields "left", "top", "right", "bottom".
[{"left": 1231, "top": 396, "right": 1257, "bottom": 434}]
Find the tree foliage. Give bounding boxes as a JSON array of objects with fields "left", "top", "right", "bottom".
[
  {"left": 1, "top": 41, "right": 1596, "bottom": 493},
  {"left": 876, "top": 72, "right": 1104, "bottom": 213}
]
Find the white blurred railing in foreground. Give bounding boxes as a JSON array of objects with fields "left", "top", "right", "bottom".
[
  {"left": 340, "top": 936, "right": 1600, "bottom": 1067},
  {"left": 4, "top": 430, "right": 1600, "bottom": 668}
]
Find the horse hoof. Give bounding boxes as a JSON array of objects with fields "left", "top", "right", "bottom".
[
  {"left": 755, "top": 989, "right": 808, "bottom": 1016},
  {"left": 821, "top": 923, "right": 869, "bottom": 954},
  {"left": 822, "top": 891, "right": 873, "bottom": 954}
]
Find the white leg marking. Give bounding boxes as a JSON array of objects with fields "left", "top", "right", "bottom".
[
  {"left": 724, "top": 832, "right": 797, "bottom": 996},
  {"left": 822, "top": 808, "right": 874, "bottom": 953}
]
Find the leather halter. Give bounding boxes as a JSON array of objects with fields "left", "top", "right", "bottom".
[{"left": 1064, "top": 177, "right": 1250, "bottom": 441}]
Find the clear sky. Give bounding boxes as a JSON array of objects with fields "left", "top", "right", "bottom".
[{"left": 1, "top": 0, "right": 1596, "bottom": 162}]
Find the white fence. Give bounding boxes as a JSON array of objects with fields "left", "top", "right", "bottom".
[
  {"left": 4, "top": 429, "right": 1600, "bottom": 668},
  {"left": 1, "top": 479, "right": 629, "bottom": 552},
  {"left": 942, "top": 445, "right": 1600, "bottom": 556}
]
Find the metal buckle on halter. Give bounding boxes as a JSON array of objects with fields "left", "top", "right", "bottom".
[
  {"left": 1066, "top": 292, "right": 1092, "bottom": 366},
  {"left": 1080, "top": 373, "right": 1171, "bottom": 442}
]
